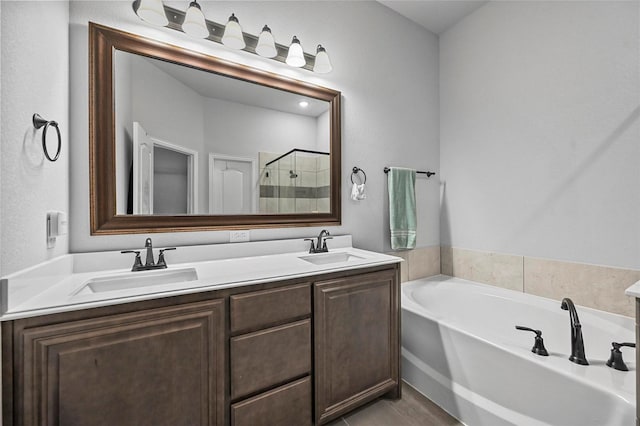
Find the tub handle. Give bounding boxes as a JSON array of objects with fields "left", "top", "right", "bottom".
[
  {"left": 515, "top": 325, "right": 549, "bottom": 356},
  {"left": 606, "top": 342, "right": 635, "bottom": 371}
]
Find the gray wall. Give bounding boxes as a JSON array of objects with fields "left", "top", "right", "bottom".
[
  {"left": 66, "top": 1, "right": 440, "bottom": 258},
  {"left": 0, "top": 1, "right": 70, "bottom": 276},
  {"left": 439, "top": 1, "right": 640, "bottom": 269}
]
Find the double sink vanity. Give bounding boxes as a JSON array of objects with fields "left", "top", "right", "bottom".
[{"left": 1, "top": 235, "right": 402, "bottom": 425}]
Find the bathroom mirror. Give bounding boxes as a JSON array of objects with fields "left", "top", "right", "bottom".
[{"left": 89, "top": 23, "right": 341, "bottom": 234}]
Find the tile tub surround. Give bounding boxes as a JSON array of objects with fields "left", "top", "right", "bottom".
[
  {"left": 441, "top": 246, "right": 640, "bottom": 317},
  {"left": 440, "top": 246, "right": 523, "bottom": 291},
  {"left": 387, "top": 246, "right": 440, "bottom": 283}
]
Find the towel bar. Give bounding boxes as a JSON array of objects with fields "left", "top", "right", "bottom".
[{"left": 383, "top": 167, "right": 435, "bottom": 177}]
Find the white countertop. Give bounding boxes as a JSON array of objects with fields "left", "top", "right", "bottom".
[
  {"left": 0, "top": 235, "right": 402, "bottom": 321},
  {"left": 624, "top": 279, "right": 640, "bottom": 299}
]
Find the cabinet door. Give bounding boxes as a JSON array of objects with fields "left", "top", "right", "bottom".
[
  {"left": 16, "top": 299, "right": 225, "bottom": 426},
  {"left": 314, "top": 268, "right": 400, "bottom": 425}
]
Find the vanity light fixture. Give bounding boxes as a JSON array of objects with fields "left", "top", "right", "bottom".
[
  {"left": 313, "top": 45, "right": 333, "bottom": 74},
  {"left": 132, "top": 1, "right": 332, "bottom": 73},
  {"left": 135, "top": 0, "right": 168, "bottom": 26},
  {"left": 255, "top": 25, "right": 277, "bottom": 58},
  {"left": 222, "top": 13, "right": 246, "bottom": 50},
  {"left": 286, "top": 36, "right": 306, "bottom": 68},
  {"left": 182, "top": 1, "right": 209, "bottom": 38}
]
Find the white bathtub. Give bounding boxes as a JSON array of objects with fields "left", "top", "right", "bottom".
[{"left": 402, "top": 275, "right": 635, "bottom": 426}]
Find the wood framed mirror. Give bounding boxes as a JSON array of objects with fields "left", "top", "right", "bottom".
[{"left": 89, "top": 22, "right": 341, "bottom": 235}]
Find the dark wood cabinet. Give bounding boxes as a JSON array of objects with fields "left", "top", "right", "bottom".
[
  {"left": 9, "top": 299, "right": 225, "bottom": 426},
  {"left": 314, "top": 268, "right": 401, "bottom": 425},
  {"left": 2, "top": 264, "right": 399, "bottom": 426}
]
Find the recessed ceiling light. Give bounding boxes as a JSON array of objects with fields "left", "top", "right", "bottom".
[{"left": 299, "top": 101, "right": 309, "bottom": 108}]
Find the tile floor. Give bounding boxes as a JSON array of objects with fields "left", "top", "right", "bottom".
[{"left": 326, "top": 382, "right": 462, "bottom": 426}]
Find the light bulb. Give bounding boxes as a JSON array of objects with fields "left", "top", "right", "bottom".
[
  {"left": 182, "top": 1, "right": 209, "bottom": 38},
  {"left": 135, "top": 0, "right": 168, "bottom": 26},
  {"left": 256, "top": 25, "right": 277, "bottom": 58},
  {"left": 286, "top": 36, "right": 305, "bottom": 68},
  {"left": 222, "top": 13, "right": 246, "bottom": 50},
  {"left": 313, "top": 45, "right": 332, "bottom": 73}
]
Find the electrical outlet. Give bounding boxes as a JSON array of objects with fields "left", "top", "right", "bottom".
[{"left": 230, "top": 230, "right": 250, "bottom": 243}]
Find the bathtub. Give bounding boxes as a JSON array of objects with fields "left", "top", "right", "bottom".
[{"left": 402, "top": 275, "right": 635, "bottom": 426}]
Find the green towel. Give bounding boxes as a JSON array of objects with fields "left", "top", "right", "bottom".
[{"left": 388, "top": 167, "right": 417, "bottom": 250}]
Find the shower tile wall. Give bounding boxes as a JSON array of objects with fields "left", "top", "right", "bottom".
[{"left": 258, "top": 152, "right": 330, "bottom": 214}]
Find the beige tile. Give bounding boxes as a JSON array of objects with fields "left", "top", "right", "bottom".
[
  {"left": 441, "top": 247, "right": 524, "bottom": 292},
  {"left": 441, "top": 246, "right": 453, "bottom": 276},
  {"left": 317, "top": 197, "right": 330, "bottom": 213},
  {"left": 276, "top": 156, "right": 292, "bottom": 170},
  {"left": 407, "top": 246, "right": 441, "bottom": 280},
  {"left": 295, "top": 198, "right": 312, "bottom": 213},
  {"left": 265, "top": 198, "right": 278, "bottom": 214},
  {"left": 299, "top": 171, "right": 316, "bottom": 187},
  {"left": 388, "top": 251, "right": 409, "bottom": 283},
  {"left": 318, "top": 169, "right": 330, "bottom": 186},
  {"left": 279, "top": 198, "right": 294, "bottom": 213},
  {"left": 524, "top": 257, "right": 640, "bottom": 317},
  {"left": 278, "top": 170, "right": 293, "bottom": 186},
  {"left": 317, "top": 155, "right": 330, "bottom": 171},
  {"left": 297, "top": 155, "right": 316, "bottom": 172}
]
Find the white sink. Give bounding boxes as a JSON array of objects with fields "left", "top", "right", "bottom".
[
  {"left": 73, "top": 267, "right": 198, "bottom": 295},
  {"left": 299, "top": 252, "right": 364, "bottom": 265}
]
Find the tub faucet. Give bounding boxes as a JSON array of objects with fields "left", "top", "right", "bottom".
[{"left": 560, "top": 298, "right": 589, "bottom": 365}]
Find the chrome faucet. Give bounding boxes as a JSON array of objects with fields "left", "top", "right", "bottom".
[
  {"left": 560, "top": 298, "right": 588, "bottom": 365},
  {"left": 304, "top": 230, "right": 333, "bottom": 254},
  {"left": 121, "top": 238, "right": 176, "bottom": 272}
]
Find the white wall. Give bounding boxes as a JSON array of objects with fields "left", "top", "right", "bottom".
[
  {"left": 440, "top": 1, "right": 640, "bottom": 269},
  {"left": 316, "top": 110, "right": 330, "bottom": 152},
  {"left": 203, "top": 97, "right": 318, "bottom": 158},
  {"left": 0, "top": 1, "right": 70, "bottom": 276},
  {"left": 129, "top": 54, "right": 206, "bottom": 213},
  {"left": 67, "top": 1, "right": 440, "bottom": 254}
]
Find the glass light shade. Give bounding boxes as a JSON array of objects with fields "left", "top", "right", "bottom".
[
  {"left": 313, "top": 45, "right": 332, "bottom": 74},
  {"left": 222, "top": 13, "right": 246, "bottom": 50},
  {"left": 135, "top": 0, "right": 168, "bottom": 26},
  {"left": 286, "top": 36, "right": 306, "bottom": 68},
  {"left": 182, "top": 1, "right": 209, "bottom": 38},
  {"left": 255, "top": 25, "right": 277, "bottom": 58}
]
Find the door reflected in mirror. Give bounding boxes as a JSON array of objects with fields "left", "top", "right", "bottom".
[{"left": 114, "top": 50, "right": 330, "bottom": 216}]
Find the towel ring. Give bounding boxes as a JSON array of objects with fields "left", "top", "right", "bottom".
[
  {"left": 351, "top": 167, "right": 367, "bottom": 184},
  {"left": 33, "top": 113, "right": 62, "bottom": 162}
]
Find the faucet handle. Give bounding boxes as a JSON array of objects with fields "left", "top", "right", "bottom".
[
  {"left": 515, "top": 325, "right": 549, "bottom": 356},
  {"left": 156, "top": 247, "right": 176, "bottom": 268},
  {"left": 607, "top": 342, "right": 636, "bottom": 371},
  {"left": 121, "top": 250, "right": 143, "bottom": 270},
  {"left": 304, "top": 238, "right": 316, "bottom": 253},
  {"left": 321, "top": 236, "right": 333, "bottom": 251}
]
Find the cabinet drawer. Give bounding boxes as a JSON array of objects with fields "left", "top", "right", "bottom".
[
  {"left": 230, "top": 283, "right": 310, "bottom": 333},
  {"left": 231, "top": 319, "right": 311, "bottom": 399},
  {"left": 231, "top": 376, "right": 312, "bottom": 426}
]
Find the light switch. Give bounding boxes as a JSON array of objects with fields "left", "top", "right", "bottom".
[{"left": 47, "top": 211, "right": 67, "bottom": 248}]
